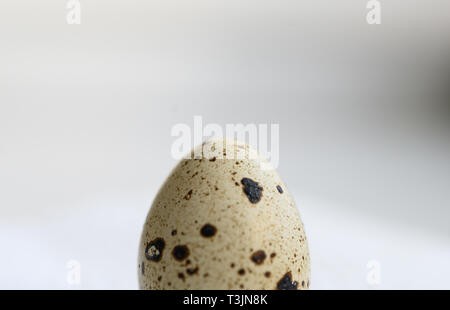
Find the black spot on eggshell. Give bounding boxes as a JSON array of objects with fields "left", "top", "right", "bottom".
[
  {"left": 141, "top": 262, "right": 145, "bottom": 275},
  {"left": 200, "top": 224, "right": 217, "bottom": 237},
  {"left": 276, "top": 185, "right": 283, "bottom": 193},
  {"left": 277, "top": 272, "right": 298, "bottom": 290},
  {"left": 186, "top": 267, "right": 199, "bottom": 275},
  {"left": 241, "top": 178, "right": 263, "bottom": 203},
  {"left": 178, "top": 273, "right": 185, "bottom": 281},
  {"left": 209, "top": 157, "right": 216, "bottom": 162},
  {"left": 238, "top": 269, "right": 246, "bottom": 275},
  {"left": 184, "top": 190, "right": 193, "bottom": 200},
  {"left": 265, "top": 271, "right": 271, "bottom": 278},
  {"left": 145, "top": 238, "right": 165, "bottom": 262},
  {"left": 250, "top": 250, "right": 267, "bottom": 265},
  {"left": 172, "top": 245, "right": 190, "bottom": 261},
  {"left": 171, "top": 229, "right": 177, "bottom": 236}
]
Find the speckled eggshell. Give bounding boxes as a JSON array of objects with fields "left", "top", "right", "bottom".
[{"left": 138, "top": 139, "right": 310, "bottom": 290}]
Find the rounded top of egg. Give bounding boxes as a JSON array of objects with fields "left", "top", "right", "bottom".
[{"left": 138, "top": 139, "right": 310, "bottom": 289}]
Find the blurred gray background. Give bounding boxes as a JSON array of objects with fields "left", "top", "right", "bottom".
[{"left": 0, "top": 0, "right": 449, "bottom": 289}]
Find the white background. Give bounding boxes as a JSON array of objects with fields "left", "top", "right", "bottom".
[{"left": 1, "top": 1, "right": 449, "bottom": 289}]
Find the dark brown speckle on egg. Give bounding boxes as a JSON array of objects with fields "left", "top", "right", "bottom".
[
  {"left": 184, "top": 189, "right": 193, "bottom": 200},
  {"left": 250, "top": 250, "right": 267, "bottom": 265},
  {"left": 277, "top": 272, "right": 298, "bottom": 290},
  {"left": 241, "top": 178, "right": 263, "bottom": 203},
  {"left": 172, "top": 245, "right": 190, "bottom": 261},
  {"left": 200, "top": 224, "right": 217, "bottom": 237},
  {"left": 145, "top": 238, "right": 165, "bottom": 262},
  {"left": 186, "top": 267, "right": 199, "bottom": 275},
  {"left": 276, "top": 185, "right": 283, "bottom": 194}
]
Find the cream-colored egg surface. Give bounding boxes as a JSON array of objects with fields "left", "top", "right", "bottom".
[{"left": 138, "top": 139, "right": 310, "bottom": 289}]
